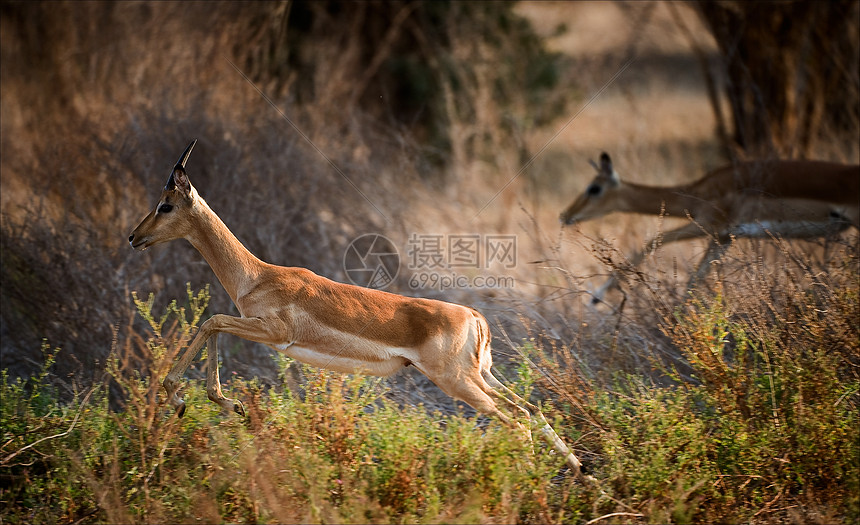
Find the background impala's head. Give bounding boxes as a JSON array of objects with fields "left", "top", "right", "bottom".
[
  {"left": 559, "top": 152, "right": 622, "bottom": 226},
  {"left": 128, "top": 140, "right": 199, "bottom": 250}
]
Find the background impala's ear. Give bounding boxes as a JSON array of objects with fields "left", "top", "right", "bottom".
[
  {"left": 164, "top": 139, "right": 197, "bottom": 195},
  {"left": 599, "top": 152, "right": 613, "bottom": 173},
  {"left": 598, "top": 151, "right": 620, "bottom": 184}
]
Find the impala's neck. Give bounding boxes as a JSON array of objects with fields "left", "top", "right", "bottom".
[
  {"left": 185, "top": 197, "right": 265, "bottom": 304},
  {"left": 618, "top": 181, "right": 701, "bottom": 217}
]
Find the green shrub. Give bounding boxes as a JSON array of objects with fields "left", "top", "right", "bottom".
[
  {"left": 583, "top": 281, "right": 859, "bottom": 524},
  {"left": 1, "top": 287, "right": 574, "bottom": 524}
]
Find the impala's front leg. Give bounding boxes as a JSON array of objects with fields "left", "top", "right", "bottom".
[
  {"left": 163, "top": 321, "right": 216, "bottom": 417},
  {"left": 206, "top": 333, "right": 246, "bottom": 416},
  {"left": 593, "top": 223, "right": 710, "bottom": 304},
  {"left": 688, "top": 237, "right": 730, "bottom": 291},
  {"left": 165, "top": 314, "right": 280, "bottom": 417},
  {"left": 163, "top": 338, "right": 204, "bottom": 417}
]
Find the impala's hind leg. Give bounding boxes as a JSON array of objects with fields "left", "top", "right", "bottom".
[{"left": 482, "top": 370, "right": 585, "bottom": 480}]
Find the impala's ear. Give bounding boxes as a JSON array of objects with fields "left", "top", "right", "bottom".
[
  {"left": 171, "top": 167, "right": 192, "bottom": 197},
  {"left": 598, "top": 152, "right": 619, "bottom": 184},
  {"left": 164, "top": 171, "right": 176, "bottom": 191},
  {"left": 164, "top": 139, "right": 197, "bottom": 196},
  {"left": 599, "top": 152, "right": 612, "bottom": 173}
]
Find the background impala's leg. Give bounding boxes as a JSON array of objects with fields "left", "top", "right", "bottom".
[
  {"left": 591, "top": 274, "right": 620, "bottom": 304},
  {"left": 591, "top": 239, "right": 652, "bottom": 304},
  {"left": 206, "top": 334, "right": 246, "bottom": 417},
  {"left": 688, "top": 237, "right": 730, "bottom": 291},
  {"left": 593, "top": 223, "right": 709, "bottom": 304}
]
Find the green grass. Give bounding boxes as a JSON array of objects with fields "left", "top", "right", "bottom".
[
  {"left": 0, "top": 289, "right": 575, "bottom": 524},
  {"left": 1, "top": 271, "right": 858, "bottom": 524}
]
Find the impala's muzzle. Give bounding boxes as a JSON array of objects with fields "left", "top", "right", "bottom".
[
  {"left": 560, "top": 196, "right": 588, "bottom": 226},
  {"left": 128, "top": 228, "right": 155, "bottom": 250},
  {"left": 559, "top": 209, "right": 579, "bottom": 226},
  {"left": 128, "top": 233, "right": 147, "bottom": 250}
]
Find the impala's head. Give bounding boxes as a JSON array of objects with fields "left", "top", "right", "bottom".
[
  {"left": 559, "top": 152, "right": 622, "bottom": 226},
  {"left": 128, "top": 140, "right": 199, "bottom": 250}
]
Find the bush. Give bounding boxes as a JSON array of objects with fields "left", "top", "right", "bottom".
[
  {"left": 4, "top": 249, "right": 857, "bottom": 523},
  {"left": 1, "top": 287, "right": 576, "bottom": 524},
  {"left": 538, "top": 252, "right": 860, "bottom": 524}
]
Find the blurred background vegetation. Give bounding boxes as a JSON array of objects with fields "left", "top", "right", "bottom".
[
  {"left": 1, "top": 1, "right": 858, "bottom": 523},
  {"left": 0, "top": 0, "right": 577, "bottom": 389}
]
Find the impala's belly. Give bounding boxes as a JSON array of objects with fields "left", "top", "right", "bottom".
[
  {"left": 731, "top": 220, "right": 849, "bottom": 238},
  {"left": 270, "top": 341, "right": 410, "bottom": 377},
  {"left": 730, "top": 197, "right": 855, "bottom": 238}
]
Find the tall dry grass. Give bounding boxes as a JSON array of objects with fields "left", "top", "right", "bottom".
[
  {"left": 2, "top": 287, "right": 577, "bottom": 524},
  {"left": 0, "top": 2, "right": 569, "bottom": 396},
  {"left": 2, "top": 2, "right": 859, "bottom": 523},
  {"left": 2, "top": 244, "right": 857, "bottom": 523}
]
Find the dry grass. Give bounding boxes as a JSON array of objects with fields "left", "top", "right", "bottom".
[{"left": 2, "top": 2, "right": 858, "bottom": 523}]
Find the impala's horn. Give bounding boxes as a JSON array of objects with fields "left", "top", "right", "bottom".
[
  {"left": 175, "top": 139, "right": 197, "bottom": 170},
  {"left": 165, "top": 139, "right": 198, "bottom": 191}
]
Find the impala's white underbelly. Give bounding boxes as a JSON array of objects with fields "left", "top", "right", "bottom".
[
  {"left": 270, "top": 341, "right": 412, "bottom": 377},
  {"left": 731, "top": 220, "right": 842, "bottom": 238}
]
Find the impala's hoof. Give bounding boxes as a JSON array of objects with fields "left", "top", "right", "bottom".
[
  {"left": 176, "top": 402, "right": 187, "bottom": 419},
  {"left": 233, "top": 401, "right": 246, "bottom": 418}
]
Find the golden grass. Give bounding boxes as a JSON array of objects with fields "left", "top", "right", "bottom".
[{"left": 1, "top": 3, "right": 858, "bottom": 522}]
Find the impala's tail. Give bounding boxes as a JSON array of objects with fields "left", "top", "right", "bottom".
[{"left": 471, "top": 309, "right": 494, "bottom": 376}]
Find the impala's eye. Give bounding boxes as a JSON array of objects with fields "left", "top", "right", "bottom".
[
  {"left": 158, "top": 203, "right": 173, "bottom": 214},
  {"left": 586, "top": 184, "right": 602, "bottom": 196}
]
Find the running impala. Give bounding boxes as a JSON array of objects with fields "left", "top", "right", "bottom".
[
  {"left": 129, "top": 140, "right": 586, "bottom": 478},
  {"left": 561, "top": 152, "right": 859, "bottom": 303}
]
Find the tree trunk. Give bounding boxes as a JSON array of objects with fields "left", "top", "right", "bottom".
[{"left": 696, "top": 1, "right": 859, "bottom": 159}]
